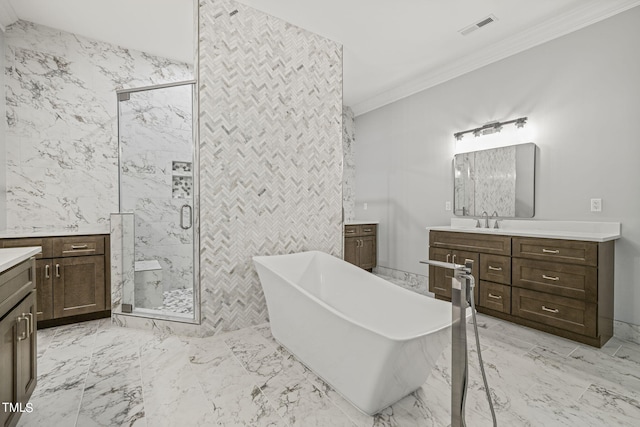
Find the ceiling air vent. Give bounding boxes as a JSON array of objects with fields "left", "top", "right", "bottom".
[{"left": 459, "top": 14, "right": 498, "bottom": 36}]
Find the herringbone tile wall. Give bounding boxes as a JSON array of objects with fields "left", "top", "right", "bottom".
[{"left": 198, "top": 0, "right": 343, "bottom": 335}]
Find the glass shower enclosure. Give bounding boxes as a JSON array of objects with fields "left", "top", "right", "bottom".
[{"left": 116, "top": 80, "right": 198, "bottom": 322}]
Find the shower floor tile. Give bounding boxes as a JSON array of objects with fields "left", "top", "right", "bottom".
[{"left": 17, "top": 313, "right": 640, "bottom": 426}]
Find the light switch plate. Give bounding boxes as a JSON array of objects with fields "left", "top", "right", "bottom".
[
  {"left": 445, "top": 201, "right": 452, "bottom": 211},
  {"left": 590, "top": 198, "right": 602, "bottom": 212}
]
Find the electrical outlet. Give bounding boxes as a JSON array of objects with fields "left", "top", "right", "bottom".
[
  {"left": 445, "top": 201, "right": 452, "bottom": 211},
  {"left": 590, "top": 198, "right": 602, "bottom": 212},
  {"left": 363, "top": 203, "right": 368, "bottom": 211}
]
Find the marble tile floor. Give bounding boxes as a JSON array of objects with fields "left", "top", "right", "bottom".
[{"left": 18, "top": 312, "right": 640, "bottom": 426}]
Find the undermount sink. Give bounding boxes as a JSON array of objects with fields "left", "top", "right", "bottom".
[{"left": 449, "top": 225, "right": 511, "bottom": 234}]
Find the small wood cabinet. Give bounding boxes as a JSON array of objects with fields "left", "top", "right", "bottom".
[
  {"left": 429, "top": 230, "right": 614, "bottom": 347},
  {"left": 0, "top": 258, "right": 37, "bottom": 427},
  {"left": 344, "top": 224, "right": 377, "bottom": 271},
  {"left": 1, "top": 234, "right": 110, "bottom": 327}
]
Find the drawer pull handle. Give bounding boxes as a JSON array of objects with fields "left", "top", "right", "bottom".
[
  {"left": 16, "top": 315, "right": 28, "bottom": 341},
  {"left": 542, "top": 249, "right": 560, "bottom": 254},
  {"left": 542, "top": 274, "right": 560, "bottom": 281},
  {"left": 488, "top": 266, "right": 502, "bottom": 271},
  {"left": 26, "top": 312, "right": 34, "bottom": 335},
  {"left": 446, "top": 254, "right": 451, "bottom": 263},
  {"left": 56, "top": 264, "right": 61, "bottom": 278},
  {"left": 435, "top": 287, "right": 447, "bottom": 292},
  {"left": 488, "top": 293, "right": 502, "bottom": 300},
  {"left": 45, "top": 264, "right": 50, "bottom": 279},
  {"left": 71, "top": 244, "right": 89, "bottom": 250},
  {"left": 452, "top": 254, "right": 457, "bottom": 263},
  {"left": 363, "top": 228, "right": 372, "bottom": 232},
  {"left": 464, "top": 259, "right": 474, "bottom": 265},
  {"left": 346, "top": 230, "right": 355, "bottom": 234},
  {"left": 542, "top": 305, "right": 559, "bottom": 314}
]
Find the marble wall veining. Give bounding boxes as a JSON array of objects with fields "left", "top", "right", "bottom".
[
  {"left": 342, "top": 105, "right": 356, "bottom": 222},
  {"left": 4, "top": 20, "right": 192, "bottom": 231},
  {"left": 119, "top": 83, "right": 194, "bottom": 294},
  {"left": 198, "top": 0, "right": 343, "bottom": 334},
  {"left": 475, "top": 145, "right": 516, "bottom": 217}
]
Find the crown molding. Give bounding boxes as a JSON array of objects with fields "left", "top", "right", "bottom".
[
  {"left": 0, "top": 0, "right": 17, "bottom": 32},
  {"left": 351, "top": 0, "right": 640, "bottom": 116}
]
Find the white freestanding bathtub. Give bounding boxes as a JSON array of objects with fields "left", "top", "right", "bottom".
[{"left": 253, "top": 250, "right": 452, "bottom": 415}]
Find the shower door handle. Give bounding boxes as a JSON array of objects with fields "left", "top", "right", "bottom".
[{"left": 180, "top": 204, "right": 193, "bottom": 230}]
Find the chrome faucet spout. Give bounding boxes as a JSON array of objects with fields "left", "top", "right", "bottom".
[{"left": 481, "top": 211, "right": 489, "bottom": 228}]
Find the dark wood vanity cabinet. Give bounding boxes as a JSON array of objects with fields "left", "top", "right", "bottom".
[
  {"left": 1, "top": 234, "right": 110, "bottom": 327},
  {"left": 429, "top": 230, "right": 614, "bottom": 347},
  {"left": 344, "top": 224, "right": 377, "bottom": 271},
  {"left": 0, "top": 258, "right": 37, "bottom": 427}
]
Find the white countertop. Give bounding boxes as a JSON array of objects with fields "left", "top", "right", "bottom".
[
  {"left": 427, "top": 219, "right": 621, "bottom": 242},
  {"left": 0, "top": 225, "right": 110, "bottom": 239},
  {"left": 345, "top": 220, "right": 380, "bottom": 225},
  {"left": 0, "top": 247, "right": 42, "bottom": 273}
]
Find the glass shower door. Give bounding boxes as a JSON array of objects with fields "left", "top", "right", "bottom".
[{"left": 117, "top": 81, "right": 197, "bottom": 320}]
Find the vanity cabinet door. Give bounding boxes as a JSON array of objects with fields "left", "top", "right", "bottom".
[
  {"left": 428, "top": 248, "right": 479, "bottom": 301},
  {"left": 0, "top": 292, "right": 37, "bottom": 427},
  {"left": 36, "top": 260, "right": 54, "bottom": 321},
  {"left": 16, "top": 292, "right": 37, "bottom": 408},
  {"left": 0, "top": 303, "right": 18, "bottom": 427},
  {"left": 53, "top": 255, "right": 105, "bottom": 318},
  {"left": 358, "top": 236, "right": 377, "bottom": 270},
  {"left": 344, "top": 238, "right": 358, "bottom": 266},
  {"left": 428, "top": 247, "right": 451, "bottom": 298}
]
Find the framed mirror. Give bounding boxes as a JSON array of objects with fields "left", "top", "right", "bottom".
[{"left": 454, "top": 142, "right": 536, "bottom": 218}]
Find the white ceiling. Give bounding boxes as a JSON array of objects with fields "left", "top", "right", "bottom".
[{"left": 1, "top": 0, "right": 639, "bottom": 115}]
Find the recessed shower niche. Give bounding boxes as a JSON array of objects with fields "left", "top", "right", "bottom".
[
  {"left": 115, "top": 81, "right": 198, "bottom": 322},
  {"left": 172, "top": 161, "right": 193, "bottom": 199}
]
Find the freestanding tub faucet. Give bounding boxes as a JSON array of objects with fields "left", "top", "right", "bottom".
[{"left": 419, "top": 259, "right": 497, "bottom": 427}]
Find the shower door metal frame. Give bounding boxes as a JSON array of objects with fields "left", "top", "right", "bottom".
[{"left": 116, "top": 79, "right": 201, "bottom": 325}]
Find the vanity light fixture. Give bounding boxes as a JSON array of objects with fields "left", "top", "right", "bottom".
[{"left": 454, "top": 116, "right": 528, "bottom": 141}]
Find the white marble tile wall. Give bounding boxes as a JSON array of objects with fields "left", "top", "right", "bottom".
[
  {"left": 4, "top": 20, "right": 192, "bottom": 231},
  {"left": 342, "top": 105, "right": 356, "bottom": 222},
  {"left": 119, "top": 83, "right": 194, "bottom": 294}
]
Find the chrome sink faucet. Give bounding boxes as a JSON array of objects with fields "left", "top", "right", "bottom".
[
  {"left": 491, "top": 211, "right": 499, "bottom": 229},
  {"left": 481, "top": 211, "right": 489, "bottom": 228}
]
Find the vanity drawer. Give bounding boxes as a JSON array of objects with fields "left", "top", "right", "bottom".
[
  {"left": 480, "top": 254, "right": 511, "bottom": 285},
  {"left": 1, "top": 237, "right": 52, "bottom": 258},
  {"left": 430, "top": 231, "right": 511, "bottom": 256},
  {"left": 512, "top": 288, "right": 596, "bottom": 337},
  {"left": 478, "top": 281, "right": 511, "bottom": 314},
  {"left": 512, "top": 258, "right": 597, "bottom": 302},
  {"left": 512, "top": 237, "right": 597, "bottom": 267},
  {"left": 359, "top": 224, "right": 376, "bottom": 236},
  {"left": 344, "top": 224, "right": 377, "bottom": 237},
  {"left": 344, "top": 225, "right": 359, "bottom": 236},
  {"left": 53, "top": 235, "right": 105, "bottom": 258}
]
